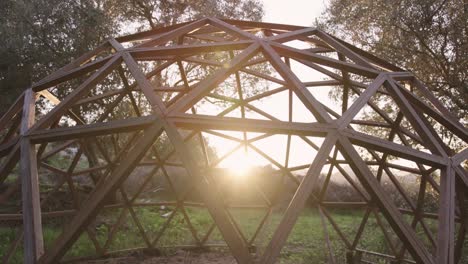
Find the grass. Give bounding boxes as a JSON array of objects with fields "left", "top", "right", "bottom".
[{"left": 0, "top": 207, "right": 466, "bottom": 263}]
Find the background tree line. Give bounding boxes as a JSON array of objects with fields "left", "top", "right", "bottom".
[
  {"left": 0, "top": 0, "right": 263, "bottom": 114},
  {"left": 1, "top": 0, "right": 466, "bottom": 125},
  {"left": 317, "top": 0, "right": 467, "bottom": 123}
]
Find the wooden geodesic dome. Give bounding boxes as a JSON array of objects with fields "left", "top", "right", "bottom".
[{"left": 0, "top": 18, "right": 466, "bottom": 264}]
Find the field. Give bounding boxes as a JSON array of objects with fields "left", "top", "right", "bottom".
[{"left": 3, "top": 206, "right": 464, "bottom": 263}]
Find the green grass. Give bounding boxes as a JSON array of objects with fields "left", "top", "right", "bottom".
[{"left": 0, "top": 207, "right": 466, "bottom": 263}]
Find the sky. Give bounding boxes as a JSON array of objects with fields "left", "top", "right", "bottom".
[
  {"left": 211, "top": 0, "right": 417, "bottom": 179},
  {"left": 212, "top": 0, "right": 336, "bottom": 173},
  {"left": 262, "top": 0, "right": 327, "bottom": 27}
]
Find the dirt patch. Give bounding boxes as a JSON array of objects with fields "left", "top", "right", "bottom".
[{"left": 78, "top": 250, "right": 238, "bottom": 264}]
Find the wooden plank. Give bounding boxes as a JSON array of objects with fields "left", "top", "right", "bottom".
[
  {"left": 137, "top": 18, "right": 208, "bottom": 48},
  {"left": 261, "top": 132, "right": 337, "bottom": 263},
  {"left": 116, "top": 20, "right": 194, "bottom": 43},
  {"left": 37, "top": 122, "right": 164, "bottom": 264},
  {"left": 454, "top": 181, "right": 467, "bottom": 263},
  {"left": 167, "top": 43, "right": 260, "bottom": 114},
  {"left": 329, "top": 35, "right": 404, "bottom": 72},
  {"left": 384, "top": 79, "right": 447, "bottom": 156},
  {"left": 0, "top": 141, "right": 20, "bottom": 185},
  {"left": 20, "top": 89, "right": 44, "bottom": 262},
  {"left": 121, "top": 52, "right": 167, "bottom": 115},
  {"left": 168, "top": 114, "right": 333, "bottom": 136},
  {"left": 412, "top": 78, "right": 465, "bottom": 128},
  {"left": 287, "top": 59, "right": 423, "bottom": 143},
  {"left": 73, "top": 89, "right": 125, "bottom": 106},
  {"left": 207, "top": 18, "right": 258, "bottom": 40},
  {"left": 0, "top": 91, "right": 24, "bottom": 131},
  {"left": 337, "top": 74, "right": 386, "bottom": 129},
  {"left": 398, "top": 79, "right": 468, "bottom": 142},
  {"left": 451, "top": 148, "right": 468, "bottom": 166},
  {"left": 266, "top": 27, "right": 317, "bottom": 43},
  {"left": 453, "top": 165, "right": 468, "bottom": 188},
  {"left": 260, "top": 42, "right": 332, "bottom": 123},
  {"left": 164, "top": 123, "right": 255, "bottom": 263},
  {"left": 437, "top": 165, "right": 456, "bottom": 264},
  {"left": 30, "top": 55, "right": 122, "bottom": 131},
  {"left": 221, "top": 19, "right": 306, "bottom": 31},
  {"left": 318, "top": 206, "right": 337, "bottom": 264},
  {"left": 336, "top": 135, "right": 435, "bottom": 264},
  {"left": 271, "top": 42, "right": 381, "bottom": 78},
  {"left": 32, "top": 42, "right": 111, "bottom": 89},
  {"left": 28, "top": 116, "right": 157, "bottom": 143},
  {"left": 122, "top": 45, "right": 255, "bottom": 262},
  {"left": 130, "top": 40, "right": 254, "bottom": 60},
  {"left": 184, "top": 56, "right": 288, "bottom": 86},
  {"left": 315, "top": 30, "right": 375, "bottom": 68},
  {"left": 32, "top": 55, "right": 113, "bottom": 92},
  {"left": 341, "top": 128, "right": 446, "bottom": 167},
  {"left": 0, "top": 137, "right": 19, "bottom": 158}
]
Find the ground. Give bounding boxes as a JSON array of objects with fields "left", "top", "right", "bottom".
[
  {"left": 1, "top": 207, "right": 466, "bottom": 263},
  {"left": 78, "top": 250, "right": 236, "bottom": 264}
]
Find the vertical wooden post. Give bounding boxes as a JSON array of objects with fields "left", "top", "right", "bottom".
[
  {"left": 20, "top": 89, "right": 44, "bottom": 262},
  {"left": 437, "top": 164, "right": 456, "bottom": 264}
]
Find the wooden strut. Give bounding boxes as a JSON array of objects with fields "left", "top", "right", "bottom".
[
  {"left": 20, "top": 89, "right": 44, "bottom": 262},
  {"left": 0, "top": 17, "right": 465, "bottom": 264}
]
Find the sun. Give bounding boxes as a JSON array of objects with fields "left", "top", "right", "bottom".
[{"left": 218, "top": 149, "right": 262, "bottom": 178}]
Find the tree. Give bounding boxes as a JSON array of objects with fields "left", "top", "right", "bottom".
[
  {"left": 107, "top": 0, "right": 263, "bottom": 31},
  {"left": 0, "top": 0, "right": 117, "bottom": 113},
  {"left": 317, "top": 0, "right": 468, "bottom": 121},
  {"left": 0, "top": 0, "right": 264, "bottom": 114}
]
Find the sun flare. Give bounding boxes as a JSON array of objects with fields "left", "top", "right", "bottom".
[{"left": 219, "top": 149, "right": 261, "bottom": 178}]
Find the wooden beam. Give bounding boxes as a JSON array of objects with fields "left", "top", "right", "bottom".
[
  {"left": 260, "top": 42, "right": 332, "bottom": 123},
  {"left": 271, "top": 42, "right": 381, "bottom": 78},
  {"left": 20, "top": 89, "right": 44, "bottom": 262},
  {"left": 0, "top": 137, "right": 19, "bottom": 158},
  {"left": 130, "top": 40, "right": 253, "bottom": 60},
  {"left": 121, "top": 52, "right": 167, "bottom": 115},
  {"left": 30, "top": 55, "right": 122, "bottom": 131},
  {"left": 266, "top": 27, "right": 317, "bottom": 43},
  {"left": 122, "top": 46, "right": 255, "bottom": 262},
  {"left": 315, "top": 30, "right": 375, "bottom": 69},
  {"left": 221, "top": 19, "right": 306, "bottom": 31},
  {"left": 167, "top": 43, "right": 260, "bottom": 114},
  {"left": 384, "top": 79, "right": 447, "bottom": 156},
  {"left": 168, "top": 113, "right": 333, "bottom": 136},
  {"left": 0, "top": 91, "right": 24, "bottom": 131},
  {"left": 437, "top": 164, "right": 456, "bottom": 264},
  {"left": 37, "top": 122, "right": 164, "bottom": 264},
  {"left": 32, "top": 55, "right": 113, "bottom": 92},
  {"left": 336, "top": 74, "right": 386, "bottom": 129},
  {"left": 337, "top": 135, "right": 435, "bottom": 264},
  {"left": 32, "top": 42, "right": 111, "bottom": 89},
  {"left": 341, "top": 128, "right": 446, "bottom": 167},
  {"left": 397, "top": 79, "right": 468, "bottom": 142},
  {"left": 163, "top": 122, "right": 254, "bottom": 263},
  {"left": 28, "top": 116, "right": 157, "bottom": 143},
  {"left": 261, "top": 132, "right": 337, "bottom": 263},
  {"left": 137, "top": 18, "right": 208, "bottom": 48}
]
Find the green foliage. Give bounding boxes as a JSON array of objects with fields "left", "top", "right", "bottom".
[
  {"left": 0, "top": 0, "right": 117, "bottom": 112},
  {"left": 317, "top": 0, "right": 468, "bottom": 120},
  {"left": 107, "top": 0, "right": 263, "bottom": 32},
  {"left": 0, "top": 0, "right": 264, "bottom": 114},
  {"left": 1, "top": 207, "right": 467, "bottom": 263}
]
